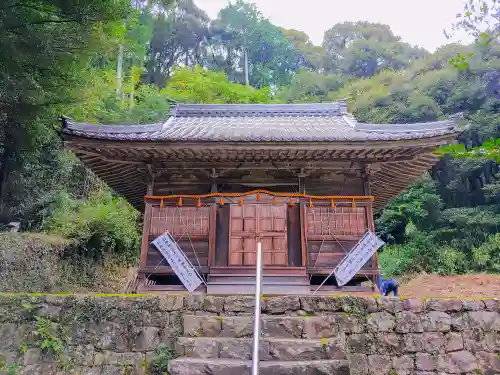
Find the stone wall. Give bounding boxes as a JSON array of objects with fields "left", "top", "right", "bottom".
[{"left": 0, "top": 294, "right": 498, "bottom": 375}]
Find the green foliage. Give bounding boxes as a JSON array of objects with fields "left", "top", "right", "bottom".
[
  {"left": 66, "top": 68, "right": 172, "bottom": 124},
  {"left": 471, "top": 233, "right": 500, "bottom": 273},
  {"left": 209, "top": 0, "right": 301, "bottom": 87},
  {"left": 45, "top": 190, "right": 140, "bottom": 262},
  {"left": 162, "top": 66, "right": 273, "bottom": 104},
  {"left": 5, "top": 363, "right": 21, "bottom": 375},
  {"left": 144, "top": 0, "right": 210, "bottom": 86},
  {"left": 33, "top": 316, "right": 66, "bottom": 356},
  {"left": 21, "top": 316, "right": 67, "bottom": 358},
  {"left": 322, "top": 21, "right": 428, "bottom": 75},
  {"left": 278, "top": 69, "right": 347, "bottom": 103},
  {"left": 281, "top": 28, "right": 326, "bottom": 71},
  {"left": 150, "top": 344, "right": 176, "bottom": 375},
  {"left": 380, "top": 231, "right": 468, "bottom": 278}
]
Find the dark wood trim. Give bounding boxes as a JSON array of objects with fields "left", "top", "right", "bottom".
[
  {"left": 306, "top": 234, "right": 363, "bottom": 241},
  {"left": 138, "top": 266, "right": 210, "bottom": 275},
  {"left": 300, "top": 203, "right": 307, "bottom": 267},
  {"left": 139, "top": 202, "right": 153, "bottom": 267},
  {"left": 210, "top": 266, "right": 307, "bottom": 276},
  {"left": 208, "top": 203, "right": 216, "bottom": 266},
  {"left": 307, "top": 267, "right": 380, "bottom": 276}
]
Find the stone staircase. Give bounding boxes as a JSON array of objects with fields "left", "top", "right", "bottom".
[{"left": 168, "top": 297, "right": 351, "bottom": 375}]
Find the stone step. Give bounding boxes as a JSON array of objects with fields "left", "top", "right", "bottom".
[
  {"left": 206, "top": 275, "right": 311, "bottom": 295},
  {"left": 206, "top": 282, "right": 311, "bottom": 295},
  {"left": 208, "top": 275, "right": 310, "bottom": 284},
  {"left": 176, "top": 337, "right": 347, "bottom": 361},
  {"left": 168, "top": 358, "right": 350, "bottom": 375},
  {"left": 182, "top": 314, "right": 349, "bottom": 339}
]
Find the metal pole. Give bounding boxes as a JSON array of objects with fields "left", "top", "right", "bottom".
[{"left": 251, "top": 241, "right": 263, "bottom": 375}]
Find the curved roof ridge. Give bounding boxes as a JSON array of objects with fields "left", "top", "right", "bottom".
[
  {"left": 172, "top": 102, "right": 345, "bottom": 118},
  {"left": 61, "top": 116, "right": 164, "bottom": 134},
  {"left": 354, "top": 115, "right": 461, "bottom": 133}
]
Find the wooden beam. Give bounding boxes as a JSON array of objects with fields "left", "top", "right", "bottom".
[
  {"left": 153, "top": 161, "right": 367, "bottom": 171},
  {"left": 64, "top": 134, "right": 460, "bottom": 152}
]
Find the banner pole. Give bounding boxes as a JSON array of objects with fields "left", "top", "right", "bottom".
[{"left": 251, "top": 241, "right": 263, "bottom": 375}]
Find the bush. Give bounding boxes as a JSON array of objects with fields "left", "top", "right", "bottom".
[
  {"left": 44, "top": 189, "right": 141, "bottom": 263},
  {"left": 471, "top": 233, "right": 500, "bottom": 273},
  {"left": 0, "top": 233, "right": 128, "bottom": 292},
  {"left": 379, "top": 230, "right": 467, "bottom": 278}
]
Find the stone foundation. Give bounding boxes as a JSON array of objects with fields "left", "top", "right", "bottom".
[{"left": 0, "top": 294, "right": 498, "bottom": 374}]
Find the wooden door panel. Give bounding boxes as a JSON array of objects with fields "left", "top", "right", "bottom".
[
  {"left": 229, "top": 203, "right": 289, "bottom": 266},
  {"left": 260, "top": 217, "right": 272, "bottom": 232},
  {"left": 244, "top": 205, "right": 257, "bottom": 217},
  {"left": 231, "top": 237, "right": 243, "bottom": 251},
  {"left": 230, "top": 252, "right": 243, "bottom": 265},
  {"left": 232, "top": 218, "right": 243, "bottom": 232},
  {"left": 274, "top": 237, "right": 287, "bottom": 251},
  {"left": 244, "top": 252, "right": 257, "bottom": 265},
  {"left": 273, "top": 252, "right": 287, "bottom": 266},
  {"left": 244, "top": 218, "right": 257, "bottom": 233},
  {"left": 273, "top": 218, "right": 286, "bottom": 232},
  {"left": 243, "top": 237, "right": 256, "bottom": 252}
]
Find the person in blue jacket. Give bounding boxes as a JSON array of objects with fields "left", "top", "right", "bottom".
[{"left": 379, "top": 276, "right": 399, "bottom": 297}]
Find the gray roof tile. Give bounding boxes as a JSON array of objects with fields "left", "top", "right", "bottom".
[{"left": 61, "top": 102, "right": 461, "bottom": 142}]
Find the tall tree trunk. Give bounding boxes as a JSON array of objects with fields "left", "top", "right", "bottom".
[
  {"left": 116, "top": 44, "right": 124, "bottom": 98},
  {"left": 244, "top": 47, "right": 249, "bottom": 86},
  {"left": 243, "top": 34, "right": 249, "bottom": 86}
]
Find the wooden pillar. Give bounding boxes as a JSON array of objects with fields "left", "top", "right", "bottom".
[
  {"left": 364, "top": 165, "right": 380, "bottom": 289},
  {"left": 140, "top": 167, "right": 155, "bottom": 268},
  {"left": 297, "top": 170, "right": 307, "bottom": 267},
  {"left": 208, "top": 170, "right": 218, "bottom": 267}
]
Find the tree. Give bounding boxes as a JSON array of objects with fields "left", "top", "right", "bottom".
[
  {"left": 281, "top": 28, "right": 326, "bottom": 72},
  {"left": 277, "top": 69, "right": 347, "bottom": 103},
  {"left": 340, "top": 38, "right": 427, "bottom": 78},
  {"left": 208, "top": 0, "right": 301, "bottom": 87},
  {"left": 143, "top": 0, "right": 211, "bottom": 86},
  {"left": 161, "top": 66, "right": 273, "bottom": 104},
  {"left": 0, "top": 0, "right": 131, "bottom": 216},
  {"left": 449, "top": 0, "right": 499, "bottom": 68},
  {"left": 322, "top": 21, "right": 427, "bottom": 76}
]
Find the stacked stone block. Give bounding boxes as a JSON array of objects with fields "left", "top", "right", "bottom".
[{"left": 0, "top": 294, "right": 497, "bottom": 375}]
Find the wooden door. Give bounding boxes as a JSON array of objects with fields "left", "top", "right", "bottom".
[{"left": 229, "top": 204, "right": 288, "bottom": 266}]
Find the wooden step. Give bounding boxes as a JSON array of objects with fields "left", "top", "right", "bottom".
[
  {"left": 210, "top": 266, "right": 307, "bottom": 276},
  {"left": 208, "top": 275, "right": 309, "bottom": 284},
  {"left": 207, "top": 275, "right": 310, "bottom": 295},
  {"left": 168, "top": 358, "right": 350, "bottom": 375}
]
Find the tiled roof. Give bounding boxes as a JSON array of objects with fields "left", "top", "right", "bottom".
[{"left": 61, "top": 102, "right": 462, "bottom": 142}]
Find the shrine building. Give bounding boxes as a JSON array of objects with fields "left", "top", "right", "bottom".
[{"left": 60, "top": 101, "right": 461, "bottom": 294}]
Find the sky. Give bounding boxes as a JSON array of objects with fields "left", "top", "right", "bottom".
[{"left": 194, "top": 0, "right": 473, "bottom": 52}]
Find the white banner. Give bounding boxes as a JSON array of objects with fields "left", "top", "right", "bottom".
[
  {"left": 334, "top": 231, "right": 385, "bottom": 286},
  {"left": 152, "top": 232, "right": 203, "bottom": 293}
]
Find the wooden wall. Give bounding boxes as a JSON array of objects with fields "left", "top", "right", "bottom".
[
  {"left": 141, "top": 203, "right": 212, "bottom": 272},
  {"left": 139, "top": 175, "right": 378, "bottom": 282},
  {"left": 303, "top": 204, "right": 374, "bottom": 274}
]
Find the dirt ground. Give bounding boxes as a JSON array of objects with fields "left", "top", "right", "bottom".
[{"left": 398, "top": 273, "right": 500, "bottom": 298}]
